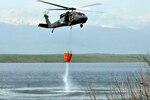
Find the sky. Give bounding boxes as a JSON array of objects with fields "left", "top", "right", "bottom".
[
  {"left": 0, "top": 0, "right": 150, "bottom": 54},
  {"left": 0, "top": 0, "right": 150, "bottom": 29}
]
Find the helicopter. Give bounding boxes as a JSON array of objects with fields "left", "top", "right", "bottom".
[{"left": 38, "top": 0, "right": 102, "bottom": 33}]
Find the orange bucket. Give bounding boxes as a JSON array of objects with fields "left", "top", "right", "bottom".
[{"left": 64, "top": 51, "right": 72, "bottom": 62}]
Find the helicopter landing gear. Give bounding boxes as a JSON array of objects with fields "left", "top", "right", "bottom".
[
  {"left": 52, "top": 28, "right": 54, "bottom": 33},
  {"left": 80, "top": 24, "right": 83, "bottom": 28}
]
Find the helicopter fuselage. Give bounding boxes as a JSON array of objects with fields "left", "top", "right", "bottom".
[
  {"left": 38, "top": 0, "right": 101, "bottom": 32},
  {"left": 39, "top": 11, "right": 88, "bottom": 29}
]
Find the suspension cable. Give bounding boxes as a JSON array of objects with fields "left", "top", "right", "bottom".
[{"left": 68, "top": 26, "right": 72, "bottom": 51}]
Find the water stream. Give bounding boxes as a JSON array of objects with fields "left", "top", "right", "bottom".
[{"left": 63, "top": 62, "right": 70, "bottom": 92}]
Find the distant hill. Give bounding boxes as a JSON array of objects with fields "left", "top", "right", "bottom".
[
  {"left": 0, "top": 54, "right": 145, "bottom": 63},
  {"left": 0, "top": 23, "right": 150, "bottom": 54}
]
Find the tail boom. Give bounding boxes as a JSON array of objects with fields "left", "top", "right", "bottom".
[{"left": 38, "top": 14, "right": 51, "bottom": 28}]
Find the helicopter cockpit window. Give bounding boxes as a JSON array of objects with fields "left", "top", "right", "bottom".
[{"left": 77, "top": 12, "right": 85, "bottom": 16}]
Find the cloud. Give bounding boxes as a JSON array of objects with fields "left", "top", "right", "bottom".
[
  {"left": 0, "top": 9, "right": 41, "bottom": 25},
  {"left": 0, "top": 0, "right": 150, "bottom": 29},
  {"left": 100, "top": 24, "right": 120, "bottom": 28},
  {"left": 87, "top": 11, "right": 150, "bottom": 29},
  {"left": 121, "top": 14, "right": 150, "bottom": 29},
  {"left": 1, "top": 8, "right": 150, "bottom": 30}
]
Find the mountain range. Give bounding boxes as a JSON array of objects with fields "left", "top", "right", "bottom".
[{"left": 0, "top": 23, "right": 149, "bottom": 54}]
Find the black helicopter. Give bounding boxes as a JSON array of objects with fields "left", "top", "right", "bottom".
[{"left": 38, "top": 0, "right": 101, "bottom": 32}]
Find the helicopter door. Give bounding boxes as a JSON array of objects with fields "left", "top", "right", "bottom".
[{"left": 65, "top": 15, "right": 69, "bottom": 23}]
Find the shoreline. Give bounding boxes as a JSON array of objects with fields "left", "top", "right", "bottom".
[{"left": 0, "top": 54, "right": 145, "bottom": 63}]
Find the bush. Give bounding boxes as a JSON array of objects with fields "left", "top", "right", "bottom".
[
  {"left": 86, "top": 55, "right": 150, "bottom": 100},
  {"left": 106, "top": 55, "right": 150, "bottom": 100}
]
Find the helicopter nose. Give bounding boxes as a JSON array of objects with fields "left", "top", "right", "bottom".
[
  {"left": 84, "top": 16, "right": 88, "bottom": 21},
  {"left": 81, "top": 16, "right": 88, "bottom": 23}
]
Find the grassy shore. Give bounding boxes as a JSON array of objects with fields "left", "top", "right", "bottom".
[{"left": 0, "top": 54, "right": 145, "bottom": 63}]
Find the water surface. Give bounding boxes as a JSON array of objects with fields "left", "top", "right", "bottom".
[{"left": 0, "top": 63, "right": 146, "bottom": 100}]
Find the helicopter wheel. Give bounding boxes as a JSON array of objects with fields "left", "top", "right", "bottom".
[{"left": 80, "top": 24, "right": 83, "bottom": 28}]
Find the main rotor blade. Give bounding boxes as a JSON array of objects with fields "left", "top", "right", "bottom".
[
  {"left": 38, "top": 0, "right": 69, "bottom": 9},
  {"left": 47, "top": 8, "right": 69, "bottom": 10},
  {"left": 77, "top": 9, "right": 104, "bottom": 13},
  {"left": 79, "top": 3, "right": 101, "bottom": 8}
]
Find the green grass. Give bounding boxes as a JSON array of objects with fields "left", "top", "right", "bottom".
[{"left": 0, "top": 54, "right": 145, "bottom": 63}]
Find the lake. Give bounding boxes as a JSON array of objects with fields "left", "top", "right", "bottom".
[{"left": 0, "top": 63, "right": 147, "bottom": 100}]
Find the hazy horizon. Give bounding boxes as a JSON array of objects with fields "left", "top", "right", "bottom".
[{"left": 0, "top": 0, "right": 150, "bottom": 54}]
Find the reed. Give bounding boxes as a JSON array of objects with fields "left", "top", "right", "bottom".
[
  {"left": 87, "top": 54, "right": 150, "bottom": 100},
  {"left": 106, "top": 55, "right": 150, "bottom": 100}
]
